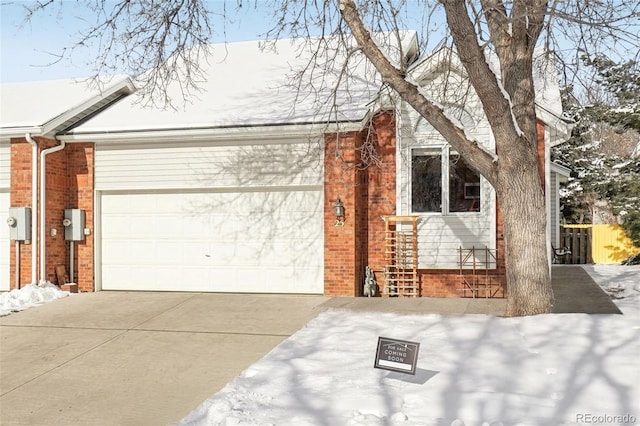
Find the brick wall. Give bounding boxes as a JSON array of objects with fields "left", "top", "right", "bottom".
[
  {"left": 323, "top": 111, "right": 396, "bottom": 296},
  {"left": 323, "top": 130, "right": 362, "bottom": 296},
  {"left": 537, "top": 119, "right": 546, "bottom": 189},
  {"left": 9, "top": 138, "right": 36, "bottom": 287},
  {"left": 323, "top": 110, "right": 513, "bottom": 298},
  {"left": 66, "top": 143, "right": 94, "bottom": 292},
  {"left": 9, "top": 138, "right": 95, "bottom": 291},
  {"left": 43, "top": 139, "right": 69, "bottom": 284}
]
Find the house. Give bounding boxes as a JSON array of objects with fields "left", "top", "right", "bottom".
[{"left": 1, "top": 33, "right": 571, "bottom": 296}]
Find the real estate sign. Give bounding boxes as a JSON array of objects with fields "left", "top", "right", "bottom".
[{"left": 374, "top": 337, "right": 420, "bottom": 375}]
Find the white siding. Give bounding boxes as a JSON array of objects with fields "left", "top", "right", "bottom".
[
  {"left": 0, "top": 141, "right": 9, "bottom": 189},
  {"left": 95, "top": 139, "right": 322, "bottom": 190},
  {"left": 550, "top": 172, "right": 560, "bottom": 247},
  {"left": 397, "top": 69, "right": 496, "bottom": 269}
]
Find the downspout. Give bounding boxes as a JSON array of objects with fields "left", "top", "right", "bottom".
[
  {"left": 40, "top": 139, "right": 66, "bottom": 283},
  {"left": 25, "top": 133, "right": 38, "bottom": 284}
]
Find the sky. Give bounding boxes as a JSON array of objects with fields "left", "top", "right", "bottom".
[
  {"left": 3, "top": 264, "right": 639, "bottom": 425},
  {"left": 0, "top": 0, "right": 279, "bottom": 83},
  {"left": 1, "top": 1, "right": 636, "bottom": 95}
]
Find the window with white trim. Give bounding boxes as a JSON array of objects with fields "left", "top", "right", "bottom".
[{"left": 411, "top": 147, "right": 481, "bottom": 214}]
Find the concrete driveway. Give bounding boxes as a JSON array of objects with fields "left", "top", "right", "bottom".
[{"left": 0, "top": 292, "right": 328, "bottom": 426}]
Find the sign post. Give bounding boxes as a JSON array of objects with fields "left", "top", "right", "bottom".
[{"left": 374, "top": 337, "right": 420, "bottom": 375}]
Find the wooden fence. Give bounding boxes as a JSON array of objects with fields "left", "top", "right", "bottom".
[
  {"left": 559, "top": 225, "right": 592, "bottom": 264},
  {"left": 560, "top": 224, "right": 640, "bottom": 264}
]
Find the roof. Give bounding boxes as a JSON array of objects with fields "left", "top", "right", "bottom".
[
  {"left": 64, "top": 33, "right": 419, "bottom": 140},
  {"left": 0, "top": 76, "right": 136, "bottom": 138},
  {"left": 407, "top": 46, "right": 572, "bottom": 143},
  {"left": 551, "top": 161, "right": 572, "bottom": 183}
]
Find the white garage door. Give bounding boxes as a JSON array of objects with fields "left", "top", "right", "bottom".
[
  {"left": 100, "top": 190, "right": 323, "bottom": 293},
  {"left": 0, "top": 191, "right": 9, "bottom": 291},
  {"left": 96, "top": 139, "right": 324, "bottom": 293}
]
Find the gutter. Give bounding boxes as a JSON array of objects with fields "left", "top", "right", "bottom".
[
  {"left": 57, "top": 119, "right": 367, "bottom": 144},
  {"left": 39, "top": 138, "right": 66, "bottom": 282},
  {"left": 24, "top": 133, "right": 39, "bottom": 284}
]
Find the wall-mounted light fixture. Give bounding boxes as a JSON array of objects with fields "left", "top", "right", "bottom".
[{"left": 333, "top": 198, "right": 345, "bottom": 227}]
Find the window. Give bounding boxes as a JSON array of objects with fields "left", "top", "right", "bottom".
[
  {"left": 412, "top": 149, "right": 442, "bottom": 212},
  {"left": 411, "top": 147, "right": 481, "bottom": 213},
  {"left": 449, "top": 153, "right": 481, "bottom": 212}
]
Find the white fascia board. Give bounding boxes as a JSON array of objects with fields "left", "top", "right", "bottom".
[
  {"left": 535, "top": 104, "right": 573, "bottom": 146},
  {"left": 550, "top": 161, "right": 572, "bottom": 180},
  {"left": 0, "top": 126, "right": 43, "bottom": 138},
  {"left": 58, "top": 120, "right": 366, "bottom": 144},
  {"left": 40, "top": 77, "right": 136, "bottom": 137}
]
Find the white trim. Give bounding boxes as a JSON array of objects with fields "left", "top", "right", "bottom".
[
  {"left": 545, "top": 125, "right": 553, "bottom": 271},
  {"left": 40, "top": 78, "right": 136, "bottom": 137},
  {"left": 59, "top": 121, "right": 366, "bottom": 143},
  {"left": 0, "top": 127, "right": 43, "bottom": 138},
  {"left": 395, "top": 109, "right": 403, "bottom": 215},
  {"left": 94, "top": 190, "right": 102, "bottom": 292},
  {"left": 550, "top": 162, "right": 571, "bottom": 180}
]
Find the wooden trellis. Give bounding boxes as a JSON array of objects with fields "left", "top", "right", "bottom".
[{"left": 382, "top": 216, "right": 420, "bottom": 297}]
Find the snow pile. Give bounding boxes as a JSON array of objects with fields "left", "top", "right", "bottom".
[
  {"left": 0, "top": 282, "right": 70, "bottom": 317},
  {"left": 178, "top": 264, "right": 640, "bottom": 426},
  {"left": 583, "top": 264, "right": 640, "bottom": 314}
]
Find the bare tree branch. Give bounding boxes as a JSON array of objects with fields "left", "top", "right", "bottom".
[{"left": 339, "top": 0, "right": 499, "bottom": 184}]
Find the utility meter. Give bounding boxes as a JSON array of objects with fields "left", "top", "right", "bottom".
[
  {"left": 64, "top": 209, "right": 86, "bottom": 241},
  {"left": 7, "top": 207, "right": 31, "bottom": 241}
]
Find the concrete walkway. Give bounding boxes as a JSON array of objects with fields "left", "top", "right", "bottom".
[
  {"left": 551, "top": 265, "right": 622, "bottom": 314},
  {"left": 0, "top": 265, "right": 618, "bottom": 425}
]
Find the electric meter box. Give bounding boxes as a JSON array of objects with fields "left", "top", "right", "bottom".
[
  {"left": 64, "top": 209, "right": 86, "bottom": 241},
  {"left": 7, "top": 207, "right": 31, "bottom": 241}
]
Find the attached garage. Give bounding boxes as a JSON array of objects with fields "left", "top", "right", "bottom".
[
  {"left": 95, "top": 138, "right": 324, "bottom": 293},
  {"left": 0, "top": 141, "right": 10, "bottom": 291}
]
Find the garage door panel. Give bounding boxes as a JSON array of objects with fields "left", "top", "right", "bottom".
[{"left": 100, "top": 190, "right": 323, "bottom": 293}]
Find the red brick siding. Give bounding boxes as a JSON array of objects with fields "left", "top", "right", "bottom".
[
  {"left": 324, "top": 111, "right": 397, "bottom": 296},
  {"left": 67, "top": 143, "right": 94, "bottom": 292},
  {"left": 9, "top": 138, "right": 37, "bottom": 287},
  {"left": 9, "top": 138, "right": 95, "bottom": 291},
  {"left": 323, "top": 110, "right": 510, "bottom": 298},
  {"left": 537, "top": 119, "right": 546, "bottom": 189},
  {"left": 43, "top": 139, "right": 69, "bottom": 284},
  {"left": 363, "top": 112, "right": 397, "bottom": 276},
  {"left": 323, "top": 130, "right": 362, "bottom": 296}
]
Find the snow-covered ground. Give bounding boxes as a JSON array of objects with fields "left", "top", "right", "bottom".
[
  {"left": 0, "top": 266, "right": 637, "bottom": 425},
  {"left": 0, "top": 282, "right": 70, "bottom": 317},
  {"left": 178, "top": 264, "right": 640, "bottom": 426}
]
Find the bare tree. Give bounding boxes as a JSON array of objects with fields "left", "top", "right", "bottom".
[
  {"left": 16, "top": 0, "right": 640, "bottom": 315},
  {"left": 266, "top": 0, "right": 639, "bottom": 316}
]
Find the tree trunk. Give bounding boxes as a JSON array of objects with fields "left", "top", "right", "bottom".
[
  {"left": 497, "top": 150, "right": 553, "bottom": 316},
  {"left": 338, "top": 0, "right": 554, "bottom": 316}
]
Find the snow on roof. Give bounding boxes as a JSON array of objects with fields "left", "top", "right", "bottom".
[
  {"left": 0, "top": 76, "right": 135, "bottom": 137},
  {"left": 68, "top": 33, "right": 418, "bottom": 137},
  {"left": 409, "top": 46, "right": 565, "bottom": 121}
]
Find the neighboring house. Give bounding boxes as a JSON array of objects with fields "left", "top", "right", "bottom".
[{"left": 0, "top": 33, "right": 571, "bottom": 297}]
